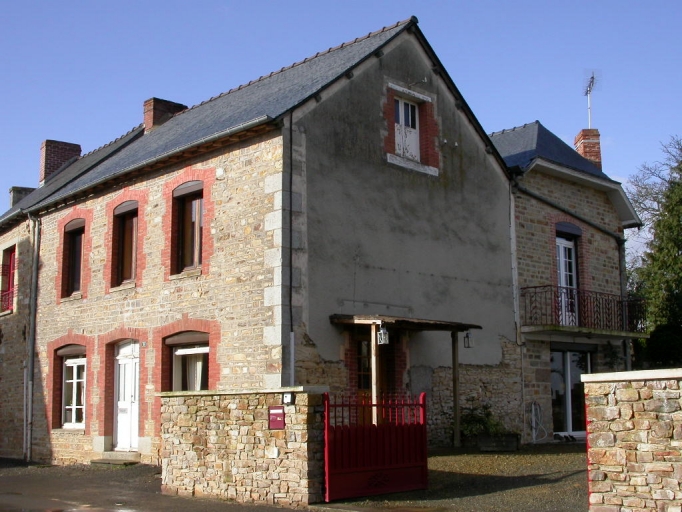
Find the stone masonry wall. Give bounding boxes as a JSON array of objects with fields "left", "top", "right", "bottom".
[
  {"left": 514, "top": 171, "right": 623, "bottom": 296},
  {"left": 583, "top": 369, "right": 682, "bottom": 512},
  {"left": 31, "top": 132, "right": 285, "bottom": 464},
  {"left": 160, "top": 389, "right": 325, "bottom": 507},
  {"left": 0, "top": 220, "right": 34, "bottom": 459}
]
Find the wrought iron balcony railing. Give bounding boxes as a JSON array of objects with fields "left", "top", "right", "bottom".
[{"left": 521, "top": 285, "right": 647, "bottom": 334}]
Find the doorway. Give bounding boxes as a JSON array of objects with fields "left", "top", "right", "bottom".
[
  {"left": 114, "top": 340, "right": 139, "bottom": 451},
  {"left": 551, "top": 349, "right": 590, "bottom": 437}
]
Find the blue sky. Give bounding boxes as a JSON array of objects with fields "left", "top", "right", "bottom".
[{"left": 1, "top": 1, "right": 680, "bottom": 217}]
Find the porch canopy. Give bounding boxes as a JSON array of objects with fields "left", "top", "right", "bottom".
[
  {"left": 329, "top": 314, "right": 480, "bottom": 332},
  {"left": 330, "top": 313, "right": 481, "bottom": 446}
]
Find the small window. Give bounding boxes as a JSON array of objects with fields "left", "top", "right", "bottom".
[
  {"left": 165, "top": 331, "right": 209, "bottom": 391},
  {"left": 56, "top": 344, "right": 87, "bottom": 429},
  {"left": 394, "top": 97, "right": 420, "bottom": 161},
  {"left": 63, "top": 219, "right": 85, "bottom": 297},
  {"left": 172, "top": 181, "right": 204, "bottom": 274},
  {"left": 1, "top": 245, "right": 16, "bottom": 312},
  {"left": 112, "top": 201, "right": 138, "bottom": 286}
]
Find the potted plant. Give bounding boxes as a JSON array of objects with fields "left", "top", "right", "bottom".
[{"left": 460, "top": 399, "right": 519, "bottom": 452}]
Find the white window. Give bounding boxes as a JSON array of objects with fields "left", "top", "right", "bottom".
[
  {"left": 63, "top": 356, "right": 86, "bottom": 428},
  {"left": 173, "top": 345, "right": 209, "bottom": 391},
  {"left": 556, "top": 236, "right": 578, "bottom": 326},
  {"left": 394, "top": 97, "right": 420, "bottom": 161}
]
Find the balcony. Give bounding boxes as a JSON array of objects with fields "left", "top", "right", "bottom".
[{"left": 520, "top": 285, "right": 647, "bottom": 338}]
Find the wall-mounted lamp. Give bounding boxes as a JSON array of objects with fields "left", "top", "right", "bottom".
[
  {"left": 463, "top": 331, "right": 474, "bottom": 349},
  {"left": 283, "top": 392, "right": 295, "bottom": 405},
  {"left": 377, "top": 324, "right": 390, "bottom": 345}
]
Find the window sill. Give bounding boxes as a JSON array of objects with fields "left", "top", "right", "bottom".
[
  {"left": 110, "top": 281, "right": 136, "bottom": 293},
  {"left": 387, "top": 153, "right": 439, "bottom": 176},
  {"left": 169, "top": 268, "right": 202, "bottom": 280},
  {"left": 0, "top": 309, "right": 13, "bottom": 318},
  {"left": 60, "top": 292, "right": 82, "bottom": 303},
  {"left": 52, "top": 427, "right": 86, "bottom": 433}
]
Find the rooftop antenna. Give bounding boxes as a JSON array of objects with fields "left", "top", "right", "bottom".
[{"left": 584, "top": 72, "right": 597, "bottom": 128}]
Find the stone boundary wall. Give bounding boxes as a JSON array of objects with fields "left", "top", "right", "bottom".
[
  {"left": 160, "top": 387, "right": 327, "bottom": 507},
  {"left": 582, "top": 369, "right": 682, "bottom": 512}
]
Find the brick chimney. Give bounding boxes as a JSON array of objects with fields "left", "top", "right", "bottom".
[
  {"left": 9, "top": 186, "right": 36, "bottom": 207},
  {"left": 40, "top": 140, "right": 81, "bottom": 184},
  {"left": 143, "top": 98, "right": 187, "bottom": 133},
  {"left": 574, "top": 128, "right": 602, "bottom": 170}
]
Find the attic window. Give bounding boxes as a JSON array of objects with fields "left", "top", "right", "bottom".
[{"left": 385, "top": 83, "right": 439, "bottom": 176}]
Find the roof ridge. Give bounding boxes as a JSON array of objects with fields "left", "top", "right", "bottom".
[
  {"left": 79, "top": 124, "right": 143, "bottom": 159},
  {"left": 489, "top": 120, "right": 540, "bottom": 137},
  {"left": 173, "top": 17, "right": 416, "bottom": 117}
]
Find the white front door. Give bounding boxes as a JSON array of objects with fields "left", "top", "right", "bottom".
[
  {"left": 115, "top": 340, "right": 139, "bottom": 451},
  {"left": 556, "top": 237, "right": 578, "bottom": 326}
]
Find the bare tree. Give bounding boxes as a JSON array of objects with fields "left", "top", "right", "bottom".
[{"left": 625, "top": 136, "right": 682, "bottom": 264}]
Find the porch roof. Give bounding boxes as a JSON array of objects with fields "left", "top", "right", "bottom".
[{"left": 329, "top": 314, "right": 481, "bottom": 332}]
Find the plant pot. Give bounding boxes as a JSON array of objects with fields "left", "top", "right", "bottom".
[{"left": 477, "top": 433, "right": 519, "bottom": 452}]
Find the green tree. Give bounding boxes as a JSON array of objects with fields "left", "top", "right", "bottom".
[{"left": 630, "top": 138, "right": 682, "bottom": 368}]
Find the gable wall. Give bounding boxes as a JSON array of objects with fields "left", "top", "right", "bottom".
[
  {"left": 289, "top": 33, "right": 520, "bottom": 443},
  {"left": 515, "top": 171, "right": 623, "bottom": 295},
  {"left": 30, "top": 132, "right": 285, "bottom": 464}
]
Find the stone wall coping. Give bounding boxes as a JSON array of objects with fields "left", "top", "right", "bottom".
[
  {"left": 157, "top": 385, "right": 329, "bottom": 397},
  {"left": 581, "top": 368, "right": 682, "bottom": 383}
]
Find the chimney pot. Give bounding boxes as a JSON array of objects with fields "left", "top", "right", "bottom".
[
  {"left": 144, "top": 98, "right": 187, "bottom": 133},
  {"left": 40, "top": 140, "right": 81, "bottom": 185},
  {"left": 574, "top": 128, "right": 602, "bottom": 170}
]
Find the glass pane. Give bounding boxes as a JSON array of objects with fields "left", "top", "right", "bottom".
[
  {"left": 119, "top": 213, "right": 136, "bottom": 282},
  {"left": 550, "top": 351, "right": 567, "bottom": 432},
  {"left": 76, "top": 381, "right": 85, "bottom": 407},
  {"left": 75, "top": 407, "right": 83, "bottom": 424},
  {"left": 64, "top": 382, "right": 74, "bottom": 406},
  {"left": 409, "top": 104, "right": 417, "bottom": 129},
  {"left": 76, "top": 364, "right": 85, "bottom": 380},
  {"left": 570, "top": 352, "right": 588, "bottom": 432},
  {"left": 64, "top": 409, "right": 73, "bottom": 424}
]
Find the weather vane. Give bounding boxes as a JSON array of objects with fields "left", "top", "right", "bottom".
[{"left": 584, "top": 72, "right": 597, "bottom": 128}]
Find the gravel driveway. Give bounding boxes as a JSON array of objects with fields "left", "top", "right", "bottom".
[
  {"left": 0, "top": 443, "right": 586, "bottom": 511},
  {"left": 321, "top": 442, "right": 587, "bottom": 512}
]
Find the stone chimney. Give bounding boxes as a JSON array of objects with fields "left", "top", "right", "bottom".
[
  {"left": 9, "top": 186, "right": 36, "bottom": 207},
  {"left": 574, "top": 128, "right": 602, "bottom": 170},
  {"left": 40, "top": 140, "right": 81, "bottom": 184},
  {"left": 143, "top": 98, "right": 187, "bottom": 133}
]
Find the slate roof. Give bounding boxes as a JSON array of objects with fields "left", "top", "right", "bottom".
[
  {"left": 489, "top": 121, "right": 615, "bottom": 182},
  {"left": 14, "top": 17, "right": 415, "bottom": 218}
]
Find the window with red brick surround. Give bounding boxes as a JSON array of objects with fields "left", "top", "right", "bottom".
[
  {"left": 162, "top": 167, "right": 215, "bottom": 280},
  {"left": 1, "top": 245, "right": 16, "bottom": 312},
  {"left": 56, "top": 208, "right": 93, "bottom": 301},
  {"left": 383, "top": 83, "right": 440, "bottom": 175},
  {"left": 104, "top": 190, "right": 148, "bottom": 293},
  {"left": 47, "top": 331, "right": 94, "bottom": 432}
]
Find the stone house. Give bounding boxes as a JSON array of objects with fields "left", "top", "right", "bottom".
[
  {"left": 0, "top": 15, "right": 643, "bottom": 470},
  {"left": 490, "top": 121, "right": 644, "bottom": 443},
  {"left": 0, "top": 17, "right": 520, "bottom": 465}
]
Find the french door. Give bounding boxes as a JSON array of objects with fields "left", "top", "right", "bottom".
[
  {"left": 551, "top": 350, "right": 590, "bottom": 436},
  {"left": 556, "top": 237, "right": 578, "bottom": 326},
  {"left": 115, "top": 340, "right": 139, "bottom": 451}
]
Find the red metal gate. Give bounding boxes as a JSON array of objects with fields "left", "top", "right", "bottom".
[{"left": 323, "top": 392, "right": 428, "bottom": 502}]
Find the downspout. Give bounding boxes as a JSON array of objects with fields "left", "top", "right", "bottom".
[
  {"left": 288, "top": 112, "right": 295, "bottom": 387},
  {"left": 509, "top": 176, "right": 525, "bottom": 441},
  {"left": 25, "top": 212, "right": 41, "bottom": 462}
]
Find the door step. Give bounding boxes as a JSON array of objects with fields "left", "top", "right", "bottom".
[{"left": 90, "top": 451, "right": 141, "bottom": 466}]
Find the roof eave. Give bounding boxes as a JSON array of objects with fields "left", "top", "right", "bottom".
[
  {"left": 527, "top": 158, "right": 642, "bottom": 229},
  {"left": 29, "top": 115, "right": 276, "bottom": 215}
]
